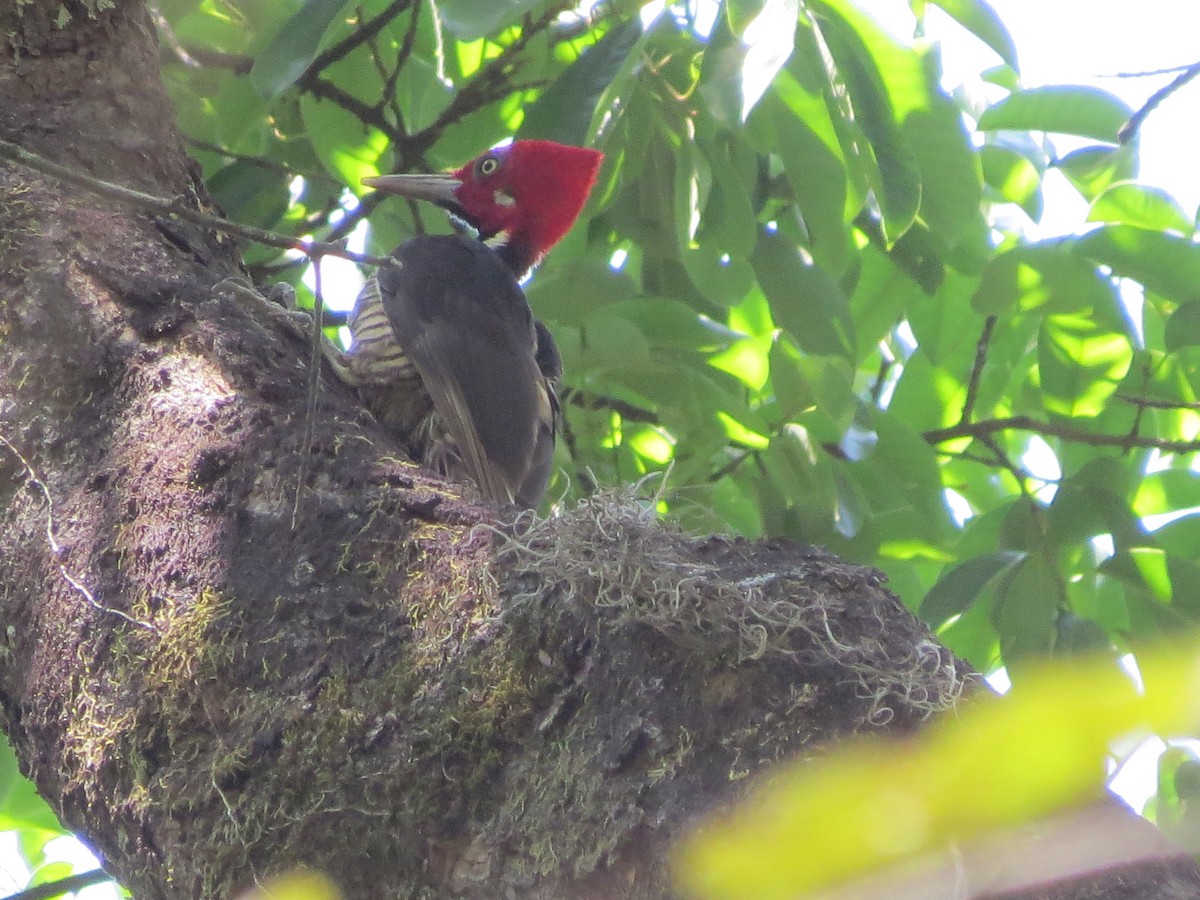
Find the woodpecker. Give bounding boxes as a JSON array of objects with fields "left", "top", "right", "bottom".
[{"left": 333, "top": 140, "right": 603, "bottom": 508}]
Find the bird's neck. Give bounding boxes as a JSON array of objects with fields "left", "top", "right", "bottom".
[{"left": 485, "top": 231, "right": 539, "bottom": 280}]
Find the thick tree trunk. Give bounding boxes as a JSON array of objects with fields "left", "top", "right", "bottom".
[{"left": 0, "top": 3, "right": 1196, "bottom": 899}]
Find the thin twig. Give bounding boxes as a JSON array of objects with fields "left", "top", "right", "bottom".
[
  {"left": 0, "top": 138, "right": 396, "bottom": 268},
  {"left": 1117, "top": 394, "right": 1200, "bottom": 411},
  {"left": 959, "top": 315, "right": 996, "bottom": 426},
  {"left": 1, "top": 868, "right": 113, "bottom": 900},
  {"left": 1119, "top": 61, "right": 1200, "bottom": 143},
  {"left": 301, "top": 0, "right": 414, "bottom": 86},
  {"left": 924, "top": 415, "right": 1200, "bottom": 455},
  {"left": 561, "top": 388, "right": 658, "bottom": 423}
]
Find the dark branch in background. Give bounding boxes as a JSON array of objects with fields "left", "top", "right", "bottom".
[
  {"left": 301, "top": 0, "right": 415, "bottom": 81},
  {"left": 1119, "top": 60, "right": 1200, "bottom": 143},
  {"left": 184, "top": 137, "right": 341, "bottom": 185},
  {"left": 402, "top": 3, "right": 577, "bottom": 157},
  {"left": 1, "top": 869, "right": 113, "bottom": 900},
  {"left": 978, "top": 434, "right": 1036, "bottom": 496},
  {"left": 301, "top": 78, "right": 402, "bottom": 140},
  {"left": 0, "top": 139, "right": 395, "bottom": 269},
  {"left": 1119, "top": 394, "right": 1200, "bottom": 411},
  {"left": 924, "top": 415, "right": 1200, "bottom": 455},
  {"left": 867, "top": 351, "right": 894, "bottom": 407},
  {"left": 707, "top": 447, "right": 756, "bottom": 483},
  {"left": 959, "top": 315, "right": 996, "bottom": 425},
  {"left": 562, "top": 388, "right": 658, "bottom": 423}
]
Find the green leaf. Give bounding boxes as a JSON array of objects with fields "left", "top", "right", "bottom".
[
  {"left": 817, "top": 1, "right": 922, "bottom": 243},
  {"left": 758, "top": 73, "right": 851, "bottom": 271},
  {"left": 739, "top": 0, "right": 800, "bottom": 120},
  {"left": 1055, "top": 143, "right": 1138, "bottom": 201},
  {"left": 726, "top": 0, "right": 769, "bottom": 35},
  {"left": 922, "top": 551, "right": 1025, "bottom": 626},
  {"left": 1087, "top": 183, "right": 1193, "bottom": 235},
  {"left": 682, "top": 249, "right": 756, "bottom": 307},
  {"left": 302, "top": 98, "right": 389, "bottom": 188},
  {"left": 527, "top": 258, "right": 637, "bottom": 325},
  {"left": 978, "top": 86, "right": 1133, "bottom": 142},
  {"left": 981, "top": 143, "right": 1042, "bottom": 220},
  {"left": 28, "top": 861, "right": 76, "bottom": 889},
  {"left": 1038, "top": 313, "right": 1132, "bottom": 417},
  {"left": 695, "top": 132, "right": 758, "bottom": 258},
  {"left": 972, "top": 242, "right": 1117, "bottom": 315},
  {"left": 1134, "top": 469, "right": 1200, "bottom": 518},
  {"left": 250, "top": 0, "right": 349, "bottom": 99},
  {"left": 995, "top": 555, "right": 1061, "bottom": 663},
  {"left": 928, "top": 0, "right": 1018, "bottom": 70},
  {"left": 1165, "top": 304, "right": 1200, "bottom": 351},
  {"left": 676, "top": 646, "right": 1200, "bottom": 898},
  {"left": 207, "top": 160, "right": 290, "bottom": 229},
  {"left": 520, "top": 19, "right": 642, "bottom": 145},
  {"left": 0, "top": 767, "right": 65, "bottom": 833},
  {"left": 751, "top": 230, "right": 855, "bottom": 358},
  {"left": 438, "top": 0, "right": 543, "bottom": 40},
  {"left": 1074, "top": 225, "right": 1200, "bottom": 304}
]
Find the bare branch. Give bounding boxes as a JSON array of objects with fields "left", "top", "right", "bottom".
[
  {"left": 924, "top": 415, "right": 1200, "bottom": 455},
  {"left": 0, "top": 138, "right": 396, "bottom": 269},
  {"left": 959, "top": 315, "right": 996, "bottom": 426},
  {"left": 1, "top": 869, "right": 113, "bottom": 900},
  {"left": 1119, "top": 60, "right": 1200, "bottom": 143}
]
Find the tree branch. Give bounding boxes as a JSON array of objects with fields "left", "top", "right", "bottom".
[
  {"left": 959, "top": 315, "right": 996, "bottom": 426},
  {"left": 0, "top": 138, "right": 395, "bottom": 268},
  {"left": 1119, "top": 60, "right": 1200, "bottom": 143},
  {"left": 1, "top": 870, "right": 113, "bottom": 900},
  {"left": 924, "top": 415, "right": 1200, "bottom": 454}
]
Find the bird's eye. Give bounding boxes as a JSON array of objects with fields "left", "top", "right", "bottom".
[{"left": 476, "top": 156, "right": 500, "bottom": 177}]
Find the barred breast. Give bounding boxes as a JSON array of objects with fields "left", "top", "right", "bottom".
[{"left": 344, "top": 276, "right": 438, "bottom": 452}]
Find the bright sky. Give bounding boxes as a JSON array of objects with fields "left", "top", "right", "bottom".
[
  {"left": 919, "top": 1, "right": 1200, "bottom": 219},
  {"left": 6, "top": 3, "right": 1199, "bottom": 895}
]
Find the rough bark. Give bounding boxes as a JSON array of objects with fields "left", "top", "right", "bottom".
[{"left": 0, "top": 3, "right": 1197, "bottom": 899}]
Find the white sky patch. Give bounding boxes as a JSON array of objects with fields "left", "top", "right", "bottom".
[
  {"left": 739, "top": 0, "right": 799, "bottom": 120},
  {"left": 985, "top": 666, "right": 1011, "bottom": 694},
  {"left": 943, "top": 487, "right": 974, "bottom": 527},
  {"left": 1108, "top": 737, "right": 1165, "bottom": 814},
  {"left": 1022, "top": 434, "right": 1061, "bottom": 502},
  {"left": 1090, "top": 532, "right": 1115, "bottom": 562}
]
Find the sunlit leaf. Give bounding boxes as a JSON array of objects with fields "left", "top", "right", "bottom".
[
  {"left": 1056, "top": 143, "right": 1139, "bottom": 201},
  {"left": 981, "top": 143, "right": 1042, "bottom": 220},
  {"left": 928, "top": 0, "right": 1018, "bottom": 70},
  {"left": 1074, "top": 225, "right": 1200, "bottom": 304},
  {"left": 751, "top": 230, "right": 855, "bottom": 358},
  {"left": 972, "top": 243, "right": 1117, "bottom": 315},
  {"left": 978, "top": 86, "right": 1132, "bottom": 142},
  {"left": 1038, "top": 313, "right": 1132, "bottom": 417},
  {"left": 438, "top": 0, "right": 542, "bottom": 40},
  {"left": 521, "top": 19, "right": 642, "bottom": 145},
  {"left": 1088, "top": 183, "right": 1193, "bottom": 234},
  {"left": 675, "top": 647, "right": 1200, "bottom": 899}
]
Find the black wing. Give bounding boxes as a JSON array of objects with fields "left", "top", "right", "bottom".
[{"left": 376, "top": 234, "right": 547, "bottom": 506}]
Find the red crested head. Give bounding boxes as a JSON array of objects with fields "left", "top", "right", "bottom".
[
  {"left": 448, "top": 140, "right": 603, "bottom": 273},
  {"left": 363, "top": 140, "right": 603, "bottom": 275}
]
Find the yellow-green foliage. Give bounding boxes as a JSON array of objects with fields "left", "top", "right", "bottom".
[{"left": 675, "top": 645, "right": 1200, "bottom": 899}]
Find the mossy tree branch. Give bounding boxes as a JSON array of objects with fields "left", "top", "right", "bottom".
[{"left": 0, "top": 4, "right": 1198, "bottom": 900}]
